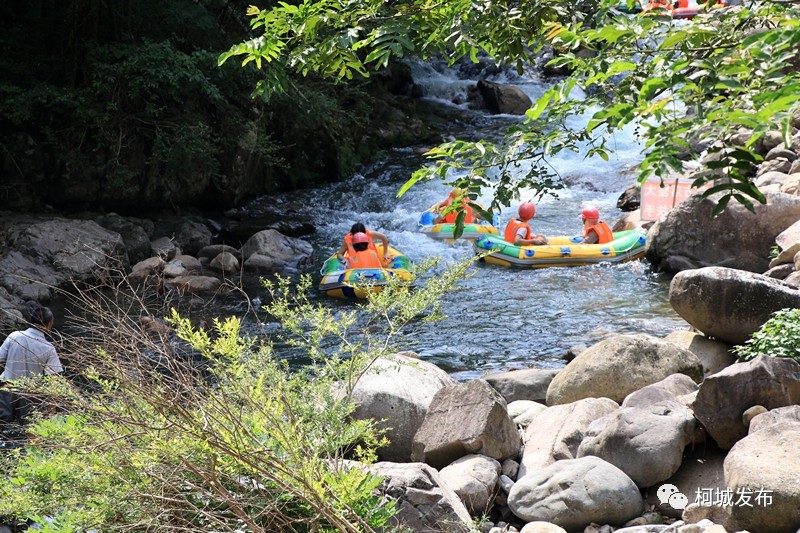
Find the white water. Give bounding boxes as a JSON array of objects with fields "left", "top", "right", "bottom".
[{"left": 245, "top": 58, "right": 690, "bottom": 380}]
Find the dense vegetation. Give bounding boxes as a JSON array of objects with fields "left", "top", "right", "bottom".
[
  {"left": 0, "top": 0, "right": 432, "bottom": 212},
  {"left": 0, "top": 258, "right": 473, "bottom": 531},
  {"left": 223, "top": 0, "right": 800, "bottom": 214},
  {"left": 735, "top": 307, "right": 800, "bottom": 363}
]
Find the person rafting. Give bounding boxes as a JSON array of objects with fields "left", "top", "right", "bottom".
[
  {"left": 336, "top": 223, "right": 391, "bottom": 265},
  {"left": 343, "top": 232, "right": 384, "bottom": 269},
  {"left": 432, "top": 188, "right": 477, "bottom": 224},
  {"left": 503, "top": 202, "right": 547, "bottom": 246},
  {"left": 580, "top": 206, "right": 614, "bottom": 245}
]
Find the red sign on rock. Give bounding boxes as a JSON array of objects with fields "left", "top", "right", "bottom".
[{"left": 640, "top": 178, "right": 710, "bottom": 221}]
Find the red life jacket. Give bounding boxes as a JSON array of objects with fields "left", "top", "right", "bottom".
[
  {"left": 344, "top": 229, "right": 378, "bottom": 254},
  {"left": 442, "top": 197, "right": 475, "bottom": 224},
  {"left": 504, "top": 218, "right": 531, "bottom": 243},
  {"left": 583, "top": 221, "right": 614, "bottom": 244}
]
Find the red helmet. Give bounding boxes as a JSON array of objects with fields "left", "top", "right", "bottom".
[
  {"left": 581, "top": 206, "right": 600, "bottom": 220},
  {"left": 352, "top": 232, "right": 370, "bottom": 244},
  {"left": 518, "top": 202, "right": 536, "bottom": 220}
]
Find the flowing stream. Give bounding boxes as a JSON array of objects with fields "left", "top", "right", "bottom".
[{"left": 234, "top": 59, "right": 691, "bottom": 380}]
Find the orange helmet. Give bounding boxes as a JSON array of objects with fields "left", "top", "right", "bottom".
[
  {"left": 352, "top": 232, "right": 370, "bottom": 244},
  {"left": 581, "top": 206, "right": 600, "bottom": 220},
  {"left": 518, "top": 202, "right": 536, "bottom": 220}
]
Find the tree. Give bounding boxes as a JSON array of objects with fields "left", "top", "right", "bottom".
[{"left": 221, "top": 0, "right": 800, "bottom": 215}]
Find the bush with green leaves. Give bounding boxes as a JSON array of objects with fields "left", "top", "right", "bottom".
[
  {"left": 0, "top": 257, "right": 474, "bottom": 532},
  {"left": 734, "top": 307, "right": 800, "bottom": 364}
]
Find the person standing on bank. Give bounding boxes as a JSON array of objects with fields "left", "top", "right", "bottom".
[{"left": 0, "top": 306, "right": 63, "bottom": 428}]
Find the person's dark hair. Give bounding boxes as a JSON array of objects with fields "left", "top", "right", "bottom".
[
  {"left": 29, "top": 306, "right": 54, "bottom": 329},
  {"left": 353, "top": 242, "right": 369, "bottom": 252},
  {"left": 350, "top": 223, "right": 366, "bottom": 235}
]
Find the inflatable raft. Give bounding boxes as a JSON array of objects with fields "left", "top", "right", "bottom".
[
  {"left": 418, "top": 209, "right": 501, "bottom": 241},
  {"left": 473, "top": 230, "right": 647, "bottom": 268},
  {"left": 319, "top": 244, "right": 413, "bottom": 298}
]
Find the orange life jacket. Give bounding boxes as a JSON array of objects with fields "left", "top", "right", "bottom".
[
  {"left": 442, "top": 197, "right": 475, "bottom": 224},
  {"left": 345, "top": 248, "right": 383, "bottom": 269},
  {"left": 504, "top": 218, "right": 531, "bottom": 244},
  {"left": 583, "top": 221, "right": 614, "bottom": 244},
  {"left": 344, "top": 229, "right": 378, "bottom": 254}
]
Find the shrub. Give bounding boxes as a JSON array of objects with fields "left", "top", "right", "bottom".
[
  {"left": 734, "top": 307, "right": 800, "bottom": 364},
  {"left": 0, "top": 257, "right": 474, "bottom": 531}
]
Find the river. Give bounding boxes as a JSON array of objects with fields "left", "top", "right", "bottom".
[{"left": 234, "top": 59, "right": 690, "bottom": 380}]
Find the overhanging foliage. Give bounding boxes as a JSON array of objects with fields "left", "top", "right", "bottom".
[{"left": 222, "top": 0, "right": 800, "bottom": 215}]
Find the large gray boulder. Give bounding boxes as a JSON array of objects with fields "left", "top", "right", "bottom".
[
  {"left": 577, "top": 399, "right": 698, "bottom": 488},
  {"left": 367, "top": 462, "right": 474, "bottom": 532},
  {"left": 519, "top": 397, "right": 619, "bottom": 479},
  {"left": 348, "top": 353, "right": 456, "bottom": 462},
  {"left": 0, "top": 217, "right": 127, "bottom": 302},
  {"left": 483, "top": 367, "right": 560, "bottom": 403},
  {"left": 411, "top": 379, "right": 521, "bottom": 469},
  {"left": 694, "top": 355, "right": 800, "bottom": 449},
  {"left": 439, "top": 454, "right": 501, "bottom": 516},
  {"left": 96, "top": 212, "right": 153, "bottom": 264},
  {"left": 663, "top": 331, "right": 736, "bottom": 377},
  {"left": 646, "top": 192, "right": 800, "bottom": 273},
  {"left": 508, "top": 456, "right": 643, "bottom": 530},
  {"left": 725, "top": 422, "right": 800, "bottom": 533},
  {"left": 546, "top": 334, "right": 703, "bottom": 406},
  {"left": 241, "top": 229, "right": 314, "bottom": 273},
  {"left": 621, "top": 373, "right": 699, "bottom": 409},
  {"left": 669, "top": 266, "right": 800, "bottom": 345}
]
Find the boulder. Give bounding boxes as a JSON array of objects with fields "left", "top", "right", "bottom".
[
  {"left": 775, "top": 219, "right": 800, "bottom": 251},
  {"left": 748, "top": 405, "right": 800, "bottom": 433},
  {"left": 508, "top": 456, "right": 643, "bottom": 530},
  {"left": 577, "top": 399, "right": 698, "bottom": 488},
  {"left": 520, "top": 522, "right": 568, "bottom": 533},
  {"left": 693, "top": 355, "right": 800, "bottom": 449},
  {"left": 0, "top": 218, "right": 127, "bottom": 302},
  {"left": 519, "top": 397, "right": 619, "bottom": 479},
  {"left": 476, "top": 80, "right": 532, "bottom": 115},
  {"left": 439, "top": 454, "right": 501, "bottom": 515},
  {"left": 96, "top": 212, "right": 153, "bottom": 264},
  {"left": 646, "top": 192, "right": 800, "bottom": 273},
  {"left": 411, "top": 379, "right": 521, "bottom": 469},
  {"left": 151, "top": 236, "right": 178, "bottom": 260},
  {"left": 663, "top": 331, "right": 736, "bottom": 377},
  {"left": 241, "top": 229, "right": 313, "bottom": 273},
  {"left": 164, "top": 275, "right": 222, "bottom": 293},
  {"left": 163, "top": 259, "right": 188, "bottom": 278},
  {"left": 546, "top": 334, "right": 703, "bottom": 406},
  {"left": 367, "top": 462, "right": 473, "bottom": 532},
  {"left": 513, "top": 402, "right": 549, "bottom": 428},
  {"left": 617, "top": 183, "right": 641, "bottom": 212},
  {"left": 669, "top": 266, "right": 800, "bottom": 345},
  {"left": 644, "top": 447, "right": 727, "bottom": 520},
  {"left": 209, "top": 251, "right": 240, "bottom": 275},
  {"left": 198, "top": 244, "right": 241, "bottom": 260},
  {"left": 172, "top": 219, "right": 214, "bottom": 256},
  {"left": 483, "top": 368, "right": 560, "bottom": 403},
  {"left": 621, "top": 373, "right": 699, "bottom": 409},
  {"left": 724, "top": 422, "right": 800, "bottom": 533},
  {"left": 349, "top": 353, "right": 455, "bottom": 462}
]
